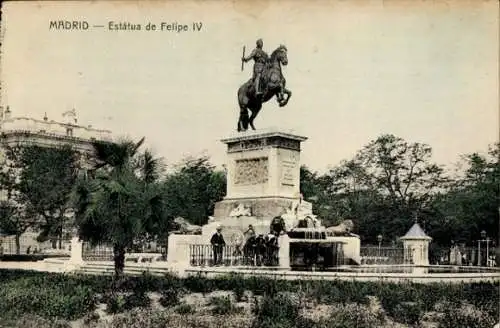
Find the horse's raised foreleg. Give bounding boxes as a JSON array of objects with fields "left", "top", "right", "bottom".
[
  {"left": 279, "top": 88, "right": 292, "bottom": 107},
  {"left": 275, "top": 93, "right": 284, "bottom": 103}
]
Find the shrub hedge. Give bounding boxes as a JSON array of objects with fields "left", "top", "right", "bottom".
[{"left": 0, "top": 268, "right": 498, "bottom": 327}]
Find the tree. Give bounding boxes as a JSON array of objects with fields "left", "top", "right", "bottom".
[
  {"left": 0, "top": 145, "right": 38, "bottom": 254},
  {"left": 0, "top": 144, "right": 79, "bottom": 252},
  {"left": 300, "top": 165, "right": 321, "bottom": 200},
  {"left": 72, "top": 137, "right": 167, "bottom": 278},
  {"left": 325, "top": 134, "right": 449, "bottom": 243},
  {"left": 0, "top": 200, "right": 34, "bottom": 254},
  {"left": 162, "top": 156, "right": 226, "bottom": 226},
  {"left": 430, "top": 143, "right": 499, "bottom": 244},
  {"left": 17, "top": 145, "right": 79, "bottom": 248},
  {"left": 299, "top": 165, "right": 340, "bottom": 225}
]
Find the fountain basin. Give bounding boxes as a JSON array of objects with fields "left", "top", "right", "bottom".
[{"left": 183, "top": 265, "right": 500, "bottom": 284}]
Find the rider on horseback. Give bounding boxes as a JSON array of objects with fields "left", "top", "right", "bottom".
[{"left": 242, "top": 39, "right": 269, "bottom": 95}]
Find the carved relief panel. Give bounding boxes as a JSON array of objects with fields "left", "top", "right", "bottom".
[{"left": 233, "top": 157, "right": 269, "bottom": 185}]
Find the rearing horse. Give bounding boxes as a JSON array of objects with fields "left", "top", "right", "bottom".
[{"left": 237, "top": 45, "right": 292, "bottom": 132}]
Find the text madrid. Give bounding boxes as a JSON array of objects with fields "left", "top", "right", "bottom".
[{"left": 49, "top": 21, "right": 203, "bottom": 32}]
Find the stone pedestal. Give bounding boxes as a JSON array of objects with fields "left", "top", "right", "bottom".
[
  {"left": 69, "top": 237, "right": 83, "bottom": 265},
  {"left": 64, "top": 237, "right": 84, "bottom": 272},
  {"left": 210, "top": 129, "right": 308, "bottom": 241},
  {"left": 279, "top": 234, "right": 290, "bottom": 269},
  {"left": 167, "top": 234, "right": 205, "bottom": 267},
  {"left": 167, "top": 128, "right": 318, "bottom": 268},
  {"left": 222, "top": 129, "right": 307, "bottom": 199}
]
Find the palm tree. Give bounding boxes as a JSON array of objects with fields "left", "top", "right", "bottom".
[{"left": 72, "top": 137, "right": 166, "bottom": 279}]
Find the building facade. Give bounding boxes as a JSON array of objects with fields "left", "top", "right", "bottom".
[
  {"left": 0, "top": 107, "right": 112, "bottom": 167},
  {"left": 0, "top": 107, "right": 113, "bottom": 254}
]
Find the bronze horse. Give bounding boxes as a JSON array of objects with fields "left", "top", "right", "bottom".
[{"left": 237, "top": 45, "right": 292, "bottom": 131}]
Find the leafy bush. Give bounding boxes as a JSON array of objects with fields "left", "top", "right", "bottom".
[
  {"left": 175, "top": 303, "right": 196, "bottom": 314},
  {"left": 377, "top": 282, "right": 409, "bottom": 314},
  {"left": 293, "top": 316, "right": 319, "bottom": 328},
  {"left": 391, "top": 301, "right": 424, "bottom": 325},
  {"left": 0, "top": 268, "right": 498, "bottom": 326},
  {"left": 2, "top": 314, "right": 71, "bottom": 328},
  {"left": 82, "top": 312, "right": 100, "bottom": 326},
  {"left": 107, "top": 308, "right": 251, "bottom": 328},
  {"left": 159, "top": 288, "right": 180, "bottom": 307},
  {"left": 225, "top": 274, "right": 246, "bottom": 301},
  {"left": 418, "top": 283, "right": 447, "bottom": 312},
  {"left": 252, "top": 293, "right": 300, "bottom": 328},
  {"left": 438, "top": 302, "right": 497, "bottom": 328},
  {"left": 314, "top": 280, "right": 371, "bottom": 305},
  {"left": 107, "top": 309, "right": 171, "bottom": 328},
  {"left": 183, "top": 274, "right": 213, "bottom": 294},
  {"left": 0, "top": 277, "right": 96, "bottom": 320},
  {"left": 210, "top": 295, "right": 240, "bottom": 315},
  {"left": 461, "top": 282, "right": 500, "bottom": 317},
  {"left": 233, "top": 284, "right": 246, "bottom": 302},
  {"left": 163, "top": 272, "right": 183, "bottom": 290},
  {"left": 118, "top": 272, "right": 163, "bottom": 292},
  {"left": 124, "top": 291, "right": 151, "bottom": 310},
  {"left": 105, "top": 293, "right": 127, "bottom": 314},
  {"left": 325, "top": 303, "right": 385, "bottom": 328},
  {"left": 104, "top": 291, "right": 150, "bottom": 314}
]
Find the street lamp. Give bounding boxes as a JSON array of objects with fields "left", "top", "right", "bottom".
[
  {"left": 480, "top": 230, "right": 491, "bottom": 267},
  {"left": 486, "top": 236, "right": 491, "bottom": 266},
  {"left": 377, "top": 234, "right": 383, "bottom": 262},
  {"left": 478, "top": 230, "right": 489, "bottom": 267}
]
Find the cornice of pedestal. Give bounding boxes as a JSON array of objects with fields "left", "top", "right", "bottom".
[{"left": 221, "top": 127, "right": 308, "bottom": 144}]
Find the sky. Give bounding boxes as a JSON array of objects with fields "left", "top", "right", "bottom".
[{"left": 1, "top": 0, "right": 498, "bottom": 173}]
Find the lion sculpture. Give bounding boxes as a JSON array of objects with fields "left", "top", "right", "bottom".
[
  {"left": 170, "top": 217, "right": 202, "bottom": 235},
  {"left": 325, "top": 219, "right": 354, "bottom": 236}
]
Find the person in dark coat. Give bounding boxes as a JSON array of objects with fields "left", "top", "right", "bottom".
[{"left": 210, "top": 226, "right": 226, "bottom": 265}]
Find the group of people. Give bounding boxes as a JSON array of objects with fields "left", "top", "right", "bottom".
[
  {"left": 437, "top": 243, "right": 496, "bottom": 267},
  {"left": 209, "top": 224, "right": 281, "bottom": 266}
]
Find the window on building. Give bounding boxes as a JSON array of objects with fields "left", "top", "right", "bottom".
[{"left": 66, "top": 128, "right": 73, "bottom": 137}]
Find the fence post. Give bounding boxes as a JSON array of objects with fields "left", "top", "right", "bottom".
[
  {"left": 65, "top": 237, "right": 84, "bottom": 272},
  {"left": 279, "top": 234, "right": 290, "bottom": 269}
]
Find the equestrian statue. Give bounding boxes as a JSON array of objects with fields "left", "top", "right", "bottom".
[{"left": 238, "top": 38, "right": 292, "bottom": 132}]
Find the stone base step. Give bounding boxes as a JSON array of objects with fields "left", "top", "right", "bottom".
[{"left": 76, "top": 263, "right": 173, "bottom": 276}]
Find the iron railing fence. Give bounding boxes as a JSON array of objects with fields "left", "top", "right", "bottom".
[
  {"left": 360, "top": 246, "right": 409, "bottom": 265},
  {"left": 81, "top": 242, "right": 168, "bottom": 262},
  {"left": 189, "top": 244, "right": 280, "bottom": 267},
  {"left": 0, "top": 236, "right": 70, "bottom": 255},
  {"left": 82, "top": 242, "right": 114, "bottom": 261}
]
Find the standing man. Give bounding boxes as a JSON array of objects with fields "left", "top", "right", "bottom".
[
  {"left": 244, "top": 224, "right": 256, "bottom": 241},
  {"left": 210, "top": 225, "right": 226, "bottom": 266},
  {"left": 242, "top": 38, "right": 269, "bottom": 95}
]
